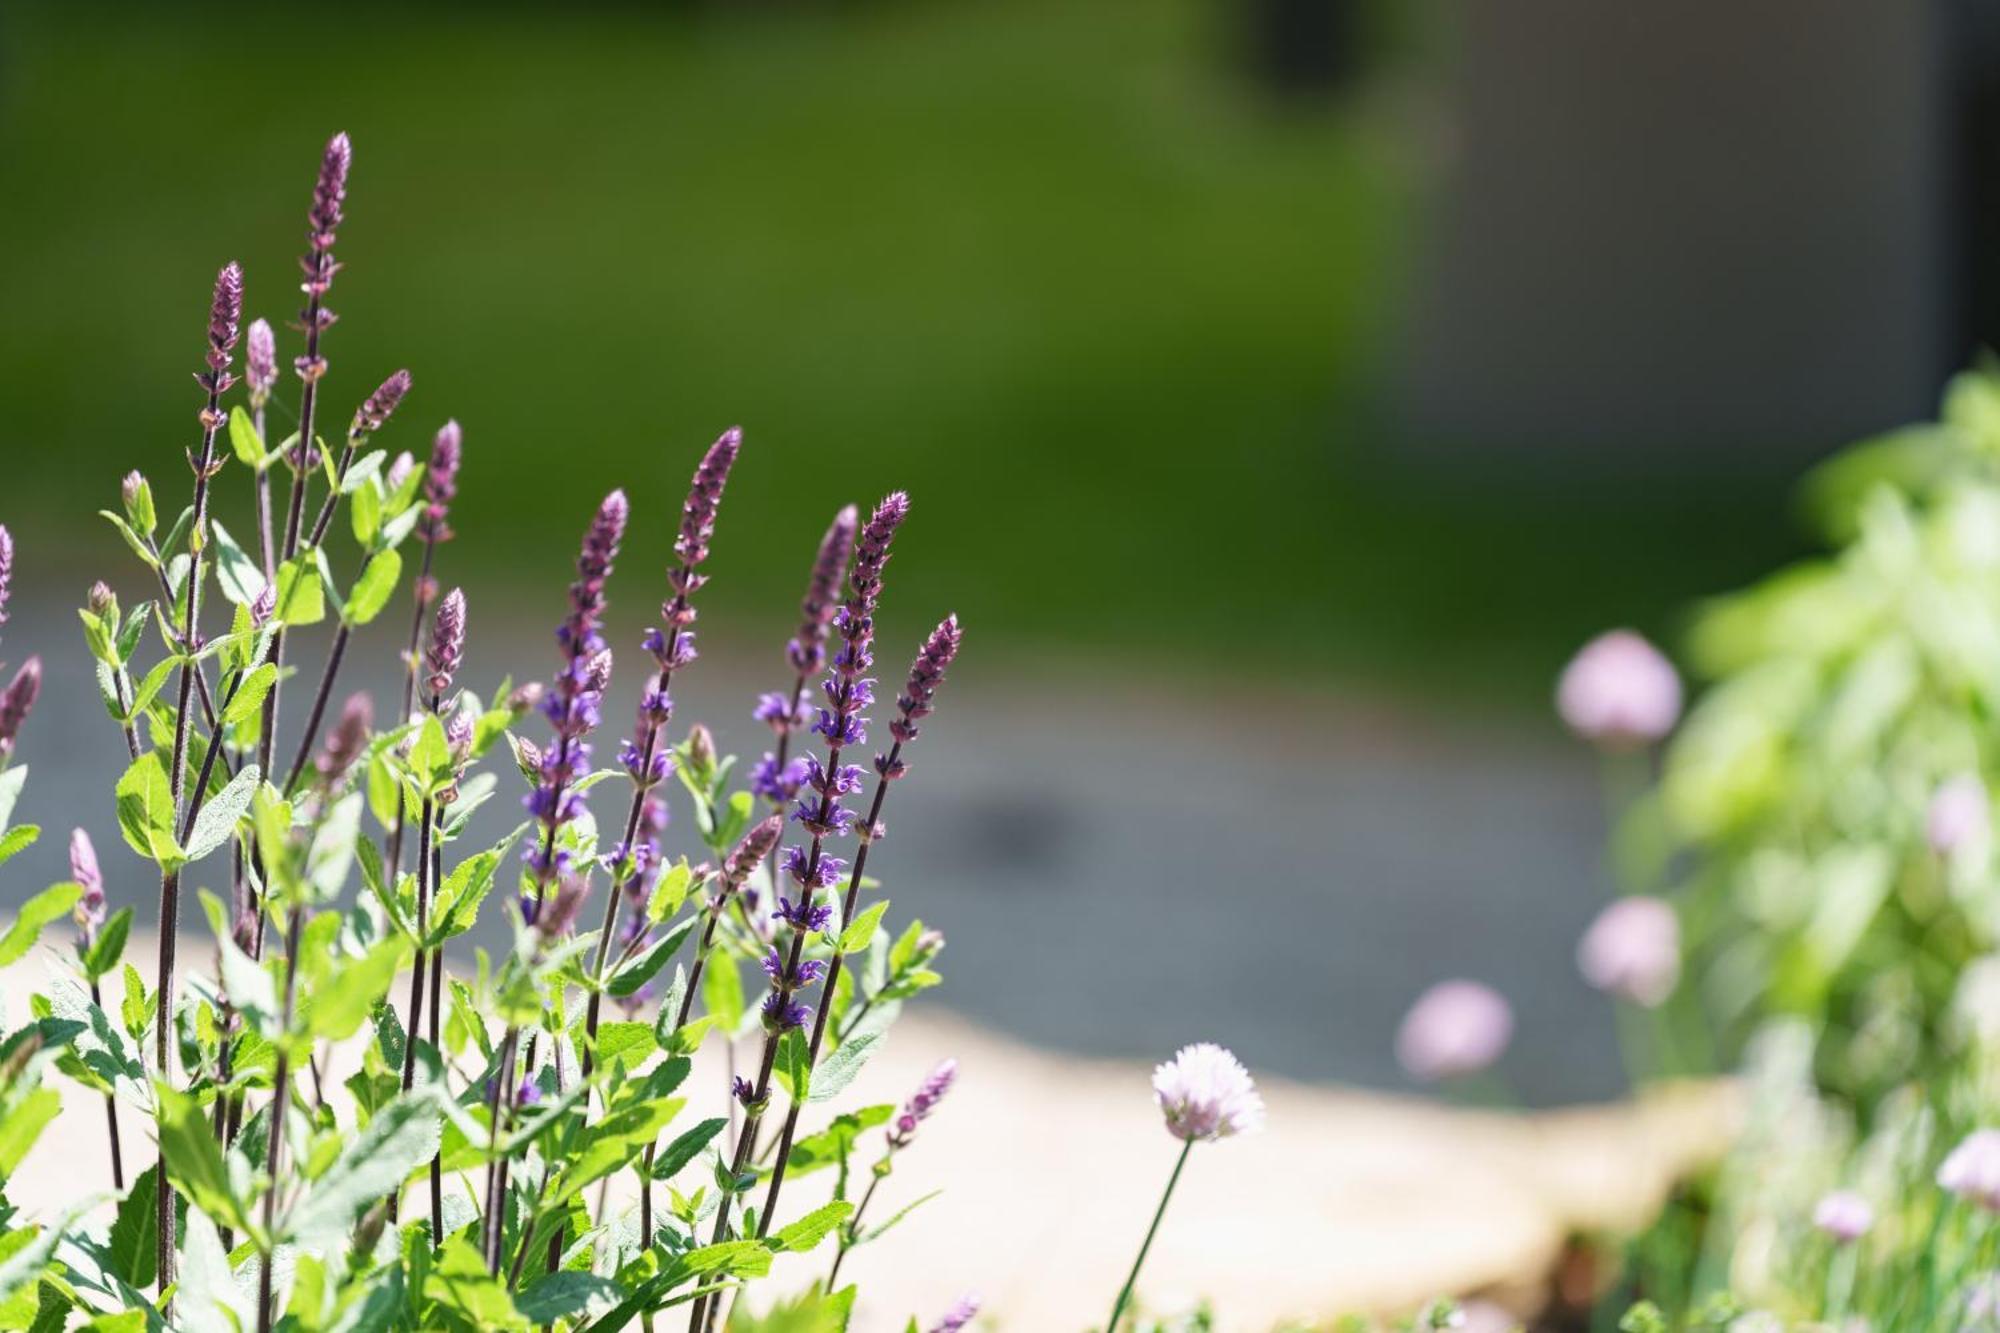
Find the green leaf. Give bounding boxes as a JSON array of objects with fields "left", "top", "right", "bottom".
[
  {"left": 98, "top": 511, "right": 158, "bottom": 569},
  {"left": 860, "top": 1188, "right": 943, "bottom": 1244},
  {"left": 702, "top": 955, "right": 744, "bottom": 1035},
  {"left": 273, "top": 551, "right": 326, "bottom": 626},
  {"left": 0, "top": 1089, "right": 59, "bottom": 1180},
  {"left": 115, "top": 752, "right": 182, "bottom": 867},
  {"left": 426, "top": 1236, "right": 526, "bottom": 1331},
  {"left": 680, "top": 1239, "right": 772, "bottom": 1278},
  {"left": 650, "top": 1116, "right": 726, "bottom": 1182},
  {"left": 807, "top": 1029, "right": 882, "bottom": 1105},
  {"left": 590, "top": 1021, "right": 655, "bottom": 1072},
  {"left": 516, "top": 1273, "right": 626, "bottom": 1325},
  {"left": 305, "top": 937, "right": 411, "bottom": 1044},
  {"left": 155, "top": 1084, "right": 254, "bottom": 1237},
  {"left": 125, "top": 659, "right": 175, "bottom": 721},
  {"left": 0, "top": 883, "right": 82, "bottom": 967},
  {"left": 0, "top": 767, "right": 25, "bottom": 832},
  {"left": 838, "top": 901, "right": 889, "bottom": 956},
  {"left": 606, "top": 917, "right": 696, "bottom": 998},
  {"left": 770, "top": 1200, "right": 852, "bottom": 1254},
  {"left": 285, "top": 1091, "right": 442, "bottom": 1247},
  {"left": 81, "top": 906, "right": 133, "bottom": 982},
  {"left": 344, "top": 547, "right": 401, "bottom": 626},
  {"left": 227, "top": 404, "right": 267, "bottom": 466},
  {"left": 106, "top": 1164, "right": 158, "bottom": 1289},
  {"left": 208, "top": 519, "right": 267, "bottom": 608},
  {"left": 0, "top": 826, "right": 38, "bottom": 869},
  {"left": 350, "top": 481, "right": 382, "bottom": 548},
  {"left": 184, "top": 763, "right": 259, "bottom": 863},
  {"left": 647, "top": 860, "right": 694, "bottom": 923},
  {"left": 408, "top": 716, "right": 451, "bottom": 792},
  {"left": 221, "top": 663, "right": 278, "bottom": 727},
  {"left": 773, "top": 1028, "right": 812, "bottom": 1104}
]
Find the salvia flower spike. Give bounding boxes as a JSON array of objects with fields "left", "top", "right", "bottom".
[
  {"left": 245, "top": 317, "right": 277, "bottom": 407},
  {"left": 426, "top": 587, "right": 466, "bottom": 699},
  {"left": 0, "top": 524, "right": 12, "bottom": 636},
  {"left": 420, "top": 420, "right": 462, "bottom": 544},
  {"left": 759, "top": 613, "right": 962, "bottom": 1232},
  {"left": 888, "top": 1058, "right": 959, "bottom": 1147},
  {"left": 590, "top": 432, "right": 741, "bottom": 1067},
  {"left": 0, "top": 659, "right": 44, "bottom": 764},
  {"left": 524, "top": 491, "right": 627, "bottom": 912}
]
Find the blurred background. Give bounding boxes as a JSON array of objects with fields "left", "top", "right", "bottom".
[{"left": 0, "top": 0, "right": 1983, "bottom": 1105}]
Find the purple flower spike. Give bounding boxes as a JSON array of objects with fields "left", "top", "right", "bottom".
[
  {"left": 887, "top": 614, "right": 962, "bottom": 753},
  {"left": 672, "top": 426, "right": 740, "bottom": 572},
  {"left": 787, "top": 505, "right": 859, "bottom": 677},
  {"left": 199, "top": 262, "right": 244, "bottom": 410},
  {"left": 926, "top": 1295, "right": 982, "bottom": 1333},
  {"left": 426, "top": 587, "right": 466, "bottom": 698},
  {"left": 725, "top": 814, "right": 788, "bottom": 888},
  {"left": 421, "top": 420, "right": 462, "bottom": 543},
  {"left": 525, "top": 494, "right": 628, "bottom": 907},
  {"left": 761, "top": 990, "right": 812, "bottom": 1031},
  {"left": 310, "top": 131, "right": 351, "bottom": 255},
  {"left": 317, "top": 692, "right": 373, "bottom": 787},
  {"left": 0, "top": 525, "right": 12, "bottom": 631},
  {"left": 0, "top": 657, "right": 41, "bottom": 762},
  {"left": 353, "top": 368, "right": 412, "bottom": 438},
  {"left": 296, "top": 131, "right": 351, "bottom": 383},
  {"left": 70, "top": 829, "right": 106, "bottom": 933},
  {"left": 887, "top": 1058, "right": 958, "bottom": 1148},
  {"left": 245, "top": 318, "right": 277, "bottom": 403}
]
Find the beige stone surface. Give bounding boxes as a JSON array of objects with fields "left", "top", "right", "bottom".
[{"left": 2, "top": 936, "right": 1738, "bottom": 1330}]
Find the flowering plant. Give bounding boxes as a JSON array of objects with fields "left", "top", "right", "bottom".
[{"left": 0, "top": 133, "right": 1271, "bottom": 1333}]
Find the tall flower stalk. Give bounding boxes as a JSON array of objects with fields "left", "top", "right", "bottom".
[
  {"left": 1105, "top": 1044, "right": 1264, "bottom": 1330},
  {"left": 70, "top": 829, "right": 123, "bottom": 1191},
  {"left": 749, "top": 506, "right": 859, "bottom": 878},
  {"left": 825, "top": 1058, "right": 956, "bottom": 1286},
  {"left": 584, "top": 428, "right": 740, "bottom": 1072},
  {"left": 759, "top": 613, "right": 963, "bottom": 1231},
  {"left": 396, "top": 591, "right": 462, "bottom": 1220},
  {"left": 259, "top": 132, "right": 351, "bottom": 905},
  {"left": 245, "top": 317, "right": 279, "bottom": 579},
  {"left": 388, "top": 420, "right": 461, "bottom": 876},
  {"left": 278, "top": 368, "right": 412, "bottom": 796},
  {"left": 157, "top": 259, "right": 242, "bottom": 1300},
  {"left": 484, "top": 492, "right": 626, "bottom": 1274},
  {"left": 690, "top": 492, "right": 907, "bottom": 1333}
]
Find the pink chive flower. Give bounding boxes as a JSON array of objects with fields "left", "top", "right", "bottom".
[
  {"left": 1577, "top": 897, "right": 1681, "bottom": 1007},
  {"left": 1941, "top": 1129, "right": 2000, "bottom": 1210},
  {"left": 1555, "top": 630, "right": 1682, "bottom": 748},
  {"left": 1813, "top": 1190, "right": 1874, "bottom": 1243},
  {"left": 1929, "top": 774, "right": 1991, "bottom": 855},
  {"left": 1397, "top": 980, "right": 1514, "bottom": 1082},
  {"left": 1152, "top": 1043, "right": 1264, "bottom": 1142}
]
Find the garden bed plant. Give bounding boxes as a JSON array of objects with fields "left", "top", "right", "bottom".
[{"left": 0, "top": 134, "right": 1265, "bottom": 1332}]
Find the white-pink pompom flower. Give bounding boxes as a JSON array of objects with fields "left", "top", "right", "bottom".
[
  {"left": 1397, "top": 980, "right": 1514, "bottom": 1082},
  {"left": 1813, "top": 1190, "right": 1874, "bottom": 1243},
  {"left": 1940, "top": 1129, "right": 2000, "bottom": 1210},
  {"left": 1152, "top": 1043, "right": 1264, "bottom": 1142},
  {"left": 1929, "top": 774, "right": 1991, "bottom": 855},
  {"left": 1556, "top": 630, "right": 1682, "bottom": 748},
  {"left": 1577, "top": 896, "right": 1681, "bottom": 1007}
]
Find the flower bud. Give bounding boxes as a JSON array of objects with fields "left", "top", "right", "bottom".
[{"left": 121, "top": 471, "right": 156, "bottom": 537}]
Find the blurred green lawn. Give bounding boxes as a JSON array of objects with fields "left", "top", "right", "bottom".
[{"left": 0, "top": 1, "right": 1807, "bottom": 706}]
